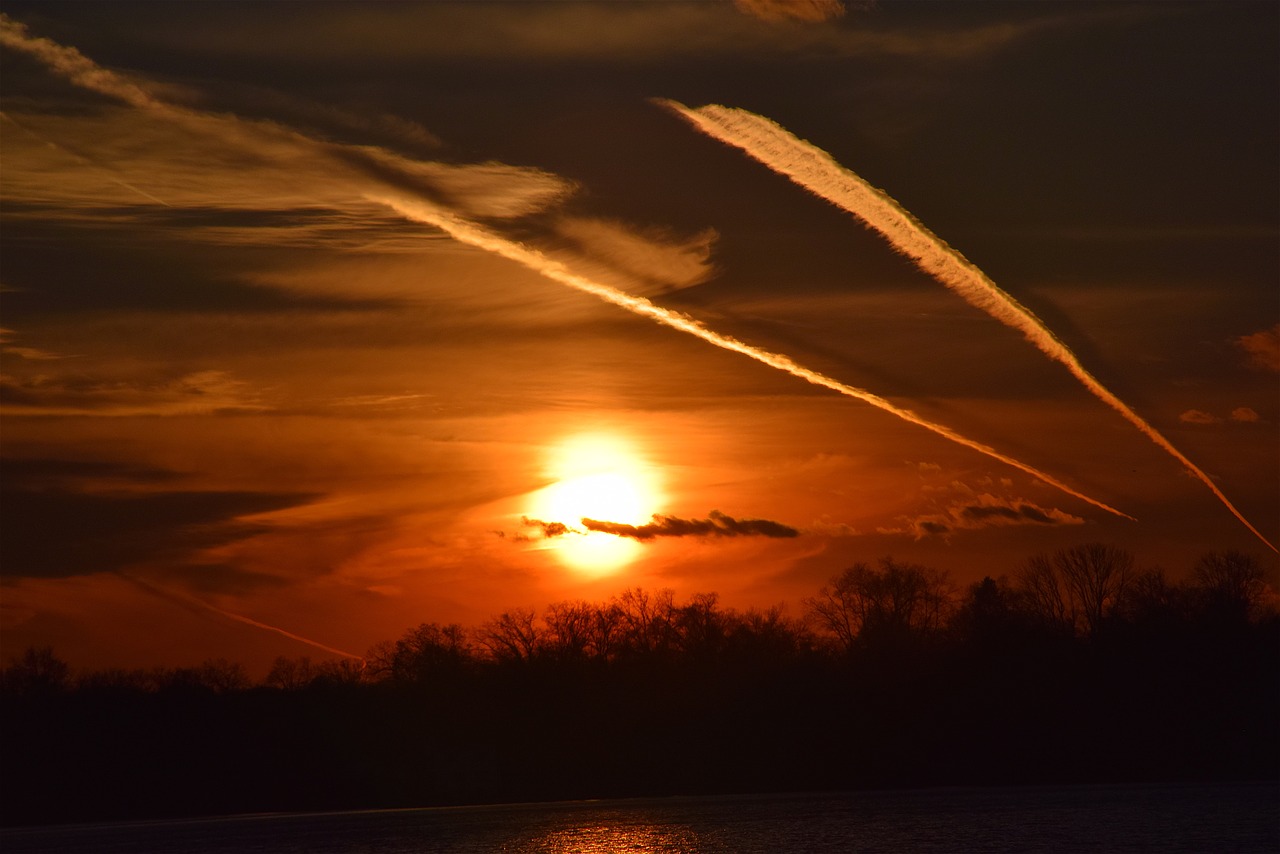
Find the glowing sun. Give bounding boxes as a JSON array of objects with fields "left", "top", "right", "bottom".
[{"left": 527, "top": 433, "right": 663, "bottom": 574}]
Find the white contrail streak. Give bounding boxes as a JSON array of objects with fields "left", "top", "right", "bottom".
[
  {"left": 374, "top": 193, "right": 1132, "bottom": 521},
  {"left": 663, "top": 100, "right": 1276, "bottom": 552},
  {"left": 0, "top": 14, "right": 1131, "bottom": 521}
]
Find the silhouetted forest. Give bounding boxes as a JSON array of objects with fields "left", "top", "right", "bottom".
[{"left": 3, "top": 545, "right": 1277, "bottom": 826}]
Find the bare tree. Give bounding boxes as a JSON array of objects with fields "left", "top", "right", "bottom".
[
  {"left": 476, "top": 608, "right": 541, "bottom": 663},
  {"left": 1017, "top": 553, "right": 1076, "bottom": 633},
  {"left": 1192, "top": 549, "right": 1269, "bottom": 621},
  {"left": 617, "top": 588, "right": 677, "bottom": 658},
  {"left": 543, "top": 601, "right": 596, "bottom": 661},
  {"left": 1017, "top": 543, "right": 1134, "bottom": 636},
  {"left": 1056, "top": 543, "right": 1133, "bottom": 636},
  {"left": 0, "top": 646, "right": 71, "bottom": 696},
  {"left": 804, "top": 558, "right": 953, "bottom": 651},
  {"left": 265, "top": 656, "right": 315, "bottom": 690}
]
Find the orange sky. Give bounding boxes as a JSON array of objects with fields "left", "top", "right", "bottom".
[{"left": 2, "top": 2, "right": 1276, "bottom": 675}]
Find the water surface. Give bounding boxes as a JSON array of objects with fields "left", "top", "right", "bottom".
[{"left": 5, "top": 782, "right": 1277, "bottom": 853}]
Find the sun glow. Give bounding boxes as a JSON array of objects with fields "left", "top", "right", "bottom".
[{"left": 528, "top": 434, "right": 663, "bottom": 575}]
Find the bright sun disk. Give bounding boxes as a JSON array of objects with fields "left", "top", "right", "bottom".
[{"left": 527, "top": 434, "right": 663, "bottom": 575}]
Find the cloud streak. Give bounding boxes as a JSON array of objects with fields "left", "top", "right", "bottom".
[
  {"left": 583, "top": 510, "right": 799, "bottom": 540},
  {"left": 375, "top": 192, "right": 1130, "bottom": 521},
  {"left": 1, "top": 14, "right": 1130, "bottom": 522},
  {"left": 663, "top": 100, "right": 1275, "bottom": 552},
  {"left": 523, "top": 511, "right": 799, "bottom": 541}
]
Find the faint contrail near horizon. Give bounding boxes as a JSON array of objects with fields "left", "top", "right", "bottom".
[
  {"left": 374, "top": 193, "right": 1132, "bottom": 521},
  {"left": 663, "top": 100, "right": 1276, "bottom": 552},
  {"left": 0, "top": 14, "right": 1131, "bottom": 522},
  {"left": 119, "top": 574, "right": 364, "bottom": 660}
]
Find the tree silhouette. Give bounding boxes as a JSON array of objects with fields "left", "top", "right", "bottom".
[
  {"left": 1017, "top": 543, "right": 1134, "bottom": 637},
  {"left": 804, "top": 558, "right": 952, "bottom": 652}
]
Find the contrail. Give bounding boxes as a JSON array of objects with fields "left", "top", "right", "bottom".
[
  {"left": 0, "top": 14, "right": 1131, "bottom": 521},
  {"left": 374, "top": 192, "right": 1132, "bottom": 520},
  {"left": 662, "top": 100, "right": 1276, "bottom": 552},
  {"left": 119, "top": 573, "right": 363, "bottom": 660},
  {"left": 1, "top": 110, "right": 173, "bottom": 206}
]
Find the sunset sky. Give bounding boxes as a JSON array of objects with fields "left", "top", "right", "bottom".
[{"left": 2, "top": 0, "right": 1276, "bottom": 675}]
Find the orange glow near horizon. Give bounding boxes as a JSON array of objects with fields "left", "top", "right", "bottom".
[{"left": 526, "top": 433, "right": 664, "bottom": 575}]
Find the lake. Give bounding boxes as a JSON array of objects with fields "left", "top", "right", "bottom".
[{"left": 4, "top": 783, "right": 1277, "bottom": 853}]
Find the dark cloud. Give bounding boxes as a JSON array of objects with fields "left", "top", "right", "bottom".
[
  {"left": 520, "top": 517, "right": 576, "bottom": 540},
  {"left": 0, "top": 464, "right": 317, "bottom": 578},
  {"left": 959, "top": 503, "right": 1056, "bottom": 525},
  {"left": 582, "top": 510, "right": 798, "bottom": 541},
  {"left": 877, "top": 483, "right": 1087, "bottom": 540}
]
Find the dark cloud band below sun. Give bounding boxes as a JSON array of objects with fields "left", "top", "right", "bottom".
[{"left": 523, "top": 511, "right": 799, "bottom": 542}]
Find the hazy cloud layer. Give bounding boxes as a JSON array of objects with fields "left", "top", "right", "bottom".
[
  {"left": 0, "top": 457, "right": 317, "bottom": 579},
  {"left": 27, "top": 3, "right": 1114, "bottom": 64},
  {"left": 1, "top": 369, "right": 266, "bottom": 417},
  {"left": 733, "top": 0, "right": 848, "bottom": 24}
]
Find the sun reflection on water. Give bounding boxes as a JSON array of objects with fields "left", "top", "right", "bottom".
[{"left": 528, "top": 822, "right": 703, "bottom": 853}]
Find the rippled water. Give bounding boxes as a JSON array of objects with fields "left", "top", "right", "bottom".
[{"left": 5, "top": 783, "right": 1277, "bottom": 853}]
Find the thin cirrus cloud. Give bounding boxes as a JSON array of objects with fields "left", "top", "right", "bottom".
[
  {"left": 0, "top": 14, "right": 722, "bottom": 302},
  {"left": 0, "top": 12, "right": 1134, "bottom": 523},
  {"left": 53, "top": 2, "right": 1078, "bottom": 64},
  {"left": 732, "top": 0, "right": 848, "bottom": 24},
  {"left": 376, "top": 191, "right": 1131, "bottom": 521},
  {"left": 663, "top": 100, "right": 1275, "bottom": 553},
  {"left": 0, "top": 369, "right": 266, "bottom": 418},
  {"left": 552, "top": 217, "right": 719, "bottom": 296}
]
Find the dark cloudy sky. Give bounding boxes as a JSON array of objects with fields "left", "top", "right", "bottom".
[{"left": 2, "top": 1, "right": 1276, "bottom": 674}]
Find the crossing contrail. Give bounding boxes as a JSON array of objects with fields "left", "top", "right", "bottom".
[
  {"left": 662, "top": 100, "right": 1276, "bottom": 552},
  {"left": 0, "top": 13, "right": 1131, "bottom": 521},
  {"left": 374, "top": 192, "right": 1132, "bottom": 520}
]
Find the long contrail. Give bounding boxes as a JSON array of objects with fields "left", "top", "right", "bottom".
[
  {"left": 0, "top": 14, "right": 1131, "bottom": 521},
  {"left": 375, "top": 193, "right": 1131, "bottom": 520},
  {"left": 663, "top": 100, "right": 1276, "bottom": 552}
]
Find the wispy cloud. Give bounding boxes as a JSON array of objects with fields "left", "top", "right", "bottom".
[
  {"left": 2, "top": 13, "right": 1132, "bottom": 521},
  {"left": 880, "top": 488, "right": 1085, "bottom": 539},
  {"left": 0, "top": 328, "right": 70, "bottom": 361},
  {"left": 552, "top": 217, "right": 718, "bottom": 295},
  {"left": 59, "top": 3, "right": 1128, "bottom": 64},
  {"left": 1238, "top": 324, "right": 1280, "bottom": 373},
  {"left": 663, "top": 100, "right": 1274, "bottom": 552},
  {"left": 378, "top": 192, "right": 1129, "bottom": 520},
  {"left": 1180, "top": 407, "right": 1265, "bottom": 426},
  {"left": 1, "top": 369, "right": 266, "bottom": 417},
  {"left": 733, "top": 0, "right": 848, "bottom": 24},
  {"left": 1179, "top": 409, "right": 1221, "bottom": 426}
]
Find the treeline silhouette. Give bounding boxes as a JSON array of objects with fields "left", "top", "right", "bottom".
[{"left": 3, "top": 545, "right": 1276, "bottom": 825}]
